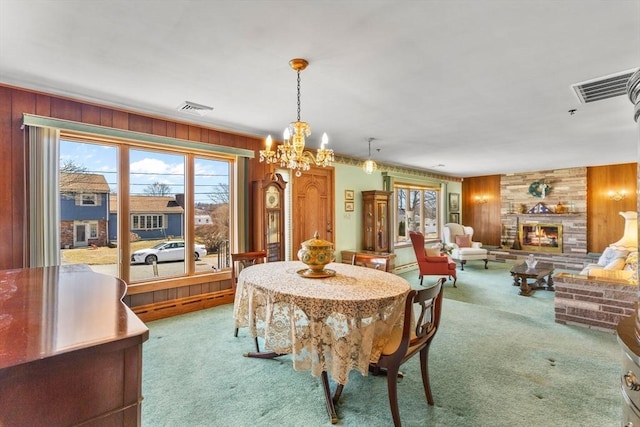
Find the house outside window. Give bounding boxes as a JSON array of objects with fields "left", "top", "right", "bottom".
[{"left": 395, "top": 184, "right": 440, "bottom": 243}]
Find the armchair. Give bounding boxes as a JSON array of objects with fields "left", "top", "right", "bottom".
[
  {"left": 442, "top": 223, "right": 488, "bottom": 270},
  {"left": 409, "top": 231, "right": 457, "bottom": 287}
]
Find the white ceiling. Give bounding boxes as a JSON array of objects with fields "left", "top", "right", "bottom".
[{"left": 1, "top": 0, "right": 638, "bottom": 177}]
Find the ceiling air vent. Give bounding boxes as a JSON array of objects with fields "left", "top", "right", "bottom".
[
  {"left": 176, "top": 101, "right": 214, "bottom": 116},
  {"left": 571, "top": 68, "right": 638, "bottom": 104}
]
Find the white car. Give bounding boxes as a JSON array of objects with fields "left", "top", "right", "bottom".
[{"left": 131, "top": 241, "right": 207, "bottom": 265}]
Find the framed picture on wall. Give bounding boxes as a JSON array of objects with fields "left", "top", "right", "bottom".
[
  {"left": 449, "top": 193, "right": 460, "bottom": 211},
  {"left": 449, "top": 212, "right": 460, "bottom": 224},
  {"left": 345, "top": 189, "right": 354, "bottom": 200},
  {"left": 345, "top": 201, "right": 354, "bottom": 212}
]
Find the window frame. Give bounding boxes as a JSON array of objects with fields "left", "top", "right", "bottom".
[
  {"left": 58, "top": 134, "right": 235, "bottom": 287},
  {"left": 393, "top": 182, "right": 441, "bottom": 245}
]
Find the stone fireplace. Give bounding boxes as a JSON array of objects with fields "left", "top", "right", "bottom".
[
  {"left": 519, "top": 222, "right": 562, "bottom": 253},
  {"left": 502, "top": 213, "right": 586, "bottom": 256}
]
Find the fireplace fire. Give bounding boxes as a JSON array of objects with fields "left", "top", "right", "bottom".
[{"left": 519, "top": 223, "right": 563, "bottom": 254}]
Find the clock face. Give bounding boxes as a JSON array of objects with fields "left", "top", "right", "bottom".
[{"left": 266, "top": 186, "right": 279, "bottom": 208}]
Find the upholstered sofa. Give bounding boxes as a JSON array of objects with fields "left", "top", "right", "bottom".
[
  {"left": 442, "top": 223, "right": 488, "bottom": 270},
  {"left": 579, "top": 248, "right": 637, "bottom": 281}
]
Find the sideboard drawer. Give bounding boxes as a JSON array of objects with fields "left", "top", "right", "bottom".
[
  {"left": 622, "top": 384, "right": 640, "bottom": 426},
  {"left": 622, "top": 352, "right": 640, "bottom": 414}
]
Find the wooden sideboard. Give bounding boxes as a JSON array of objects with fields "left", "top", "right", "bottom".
[
  {"left": 340, "top": 250, "right": 396, "bottom": 271},
  {"left": 0, "top": 265, "right": 149, "bottom": 426},
  {"left": 617, "top": 315, "right": 640, "bottom": 426}
]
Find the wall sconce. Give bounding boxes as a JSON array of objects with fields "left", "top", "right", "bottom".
[
  {"left": 475, "top": 195, "right": 488, "bottom": 204},
  {"left": 608, "top": 190, "right": 627, "bottom": 201}
]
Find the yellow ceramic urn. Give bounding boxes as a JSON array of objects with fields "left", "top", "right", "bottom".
[{"left": 297, "top": 231, "right": 335, "bottom": 273}]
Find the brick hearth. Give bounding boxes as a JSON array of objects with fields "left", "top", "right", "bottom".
[{"left": 554, "top": 273, "right": 637, "bottom": 332}]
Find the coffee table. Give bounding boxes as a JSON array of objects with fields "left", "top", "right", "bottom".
[{"left": 510, "top": 262, "right": 555, "bottom": 296}]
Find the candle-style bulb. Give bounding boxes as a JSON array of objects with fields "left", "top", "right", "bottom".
[
  {"left": 283, "top": 128, "right": 290, "bottom": 142},
  {"left": 321, "top": 132, "right": 328, "bottom": 148},
  {"left": 265, "top": 135, "right": 272, "bottom": 150}
]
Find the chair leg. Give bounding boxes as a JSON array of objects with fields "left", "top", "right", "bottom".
[
  {"left": 333, "top": 383, "right": 344, "bottom": 405},
  {"left": 452, "top": 276, "right": 457, "bottom": 288},
  {"left": 386, "top": 366, "right": 402, "bottom": 427},
  {"left": 419, "top": 345, "right": 434, "bottom": 405},
  {"left": 483, "top": 259, "right": 488, "bottom": 269},
  {"left": 254, "top": 337, "right": 260, "bottom": 353},
  {"left": 234, "top": 327, "right": 239, "bottom": 337},
  {"left": 419, "top": 274, "right": 424, "bottom": 286},
  {"left": 460, "top": 260, "right": 466, "bottom": 270}
]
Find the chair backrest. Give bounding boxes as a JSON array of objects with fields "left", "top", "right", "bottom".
[
  {"left": 443, "top": 223, "right": 474, "bottom": 245},
  {"left": 382, "top": 277, "right": 445, "bottom": 366},
  {"left": 231, "top": 251, "right": 267, "bottom": 286},
  {"left": 408, "top": 231, "right": 426, "bottom": 262},
  {"left": 352, "top": 253, "right": 390, "bottom": 272}
]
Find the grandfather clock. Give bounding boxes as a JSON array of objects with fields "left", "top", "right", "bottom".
[
  {"left": 253, "top": 173, "right": 287, "bottom": 261},
  {"left": 362, "top": 190, "right": 392, "bottom": 253}
]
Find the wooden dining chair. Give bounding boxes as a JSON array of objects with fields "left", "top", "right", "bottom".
[
  {"left": 351, "top": 253, "right": 390, "bottom": 272},
  {"left": 333, "top": 277, "right": 446, "bottom": 427},
  {"left": 231, "top": 250, "right": 267, "bottom": 350}
]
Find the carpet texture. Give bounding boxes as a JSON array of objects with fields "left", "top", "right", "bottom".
[{"left": 141, "top": 262, "right": 623, "bottom": 426}]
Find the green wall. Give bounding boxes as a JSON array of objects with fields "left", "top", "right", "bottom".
[{"left": 332, "top": 162, "right": 461, "bottom": 269}]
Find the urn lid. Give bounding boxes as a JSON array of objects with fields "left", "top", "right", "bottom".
[{"left": 301, "top": 231, "right": 333, "bottom": 249}]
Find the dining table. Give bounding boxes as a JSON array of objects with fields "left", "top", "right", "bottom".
[{"left": 233, "top": 260, "right": 411, "bottom": 424}]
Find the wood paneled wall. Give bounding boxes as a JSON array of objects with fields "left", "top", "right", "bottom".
[
  {"left": 587, "top": 163, "right": 637, "bottom": 253},
  {"left": 461, "top": 175, "right": 502, "bottom": 246},
  {"left": 0, "top": 84, "right": 270, "bottom": 270}
]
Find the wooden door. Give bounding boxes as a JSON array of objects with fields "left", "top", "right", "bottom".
[{"left": 292, "top": 167, "right": 335, "bottom": 255}]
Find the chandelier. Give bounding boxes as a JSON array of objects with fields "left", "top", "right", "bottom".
[
  {"left": 362, "top": 137, "right": 378, "bottom": 174},
  {"left": 259, "top": 58, "right": 334, "bottom": 177}
]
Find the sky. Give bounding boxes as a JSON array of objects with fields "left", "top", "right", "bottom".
[{"left": 60, "top": 139, "right": 229, "bottom": 203}]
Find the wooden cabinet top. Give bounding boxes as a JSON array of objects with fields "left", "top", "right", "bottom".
[{"left": 0, "top": 265, "right": 148, "bottom": 370}]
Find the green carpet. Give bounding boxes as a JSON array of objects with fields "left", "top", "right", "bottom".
[{"left": 141, "top": 262, "right": 623, "bottom": 426}]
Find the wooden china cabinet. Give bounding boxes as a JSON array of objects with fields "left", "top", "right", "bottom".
[
  {"left": 362, "top": 190, "right": 392, "bottom": 253},
  {"left": 340, "top": 190, "right": 395, "bottom": 270},
  {"left": 252, "top": 173, "right": 287, "bottom": 261}
]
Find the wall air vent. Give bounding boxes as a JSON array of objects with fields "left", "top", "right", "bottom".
[
  {"left": 176, "top": 101, "right": 214, "bottom": 116},
  {"left": 571, "top": 68, "right": 638, "bottom": 104}
]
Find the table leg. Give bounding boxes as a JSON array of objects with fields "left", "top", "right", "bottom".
[
  {"left": 243, "top": 349, "right": 280, "bottom": 359},
  {"left": 511, "top": 273, "right": 520, "bottom": 287},
  {"left": 321, "top": 371, "right": 338, "bottom": 424},
  {"left": 519, "top": 277, "right": 533, "bottom": 296},
  {"left": 546, "top": 273, "right": 555, "bottom": 291}
]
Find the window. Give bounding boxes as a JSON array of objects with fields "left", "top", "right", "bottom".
[
  {"left": 89, "top": 223, "right": 98, "bottom": 239},
  {"left": 78, "top": 193, "right": 98, "bottom": 205},
  {"left": 58, "top": 138, "right": 232, "bottom": 284},
  {"left": 132, "top": 214, "right": 165, "bottom": 230},
  {"left": 395, "top": 184, "right": 440, "bottom": 243}
]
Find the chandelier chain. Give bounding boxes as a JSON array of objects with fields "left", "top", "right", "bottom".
[{"left": 296, "top": 70, "right": 302, "bottom": 122}]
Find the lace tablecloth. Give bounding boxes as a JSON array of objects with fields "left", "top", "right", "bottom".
[{"left": 233, "top": 261, "right": 411, "bottom": 385}]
